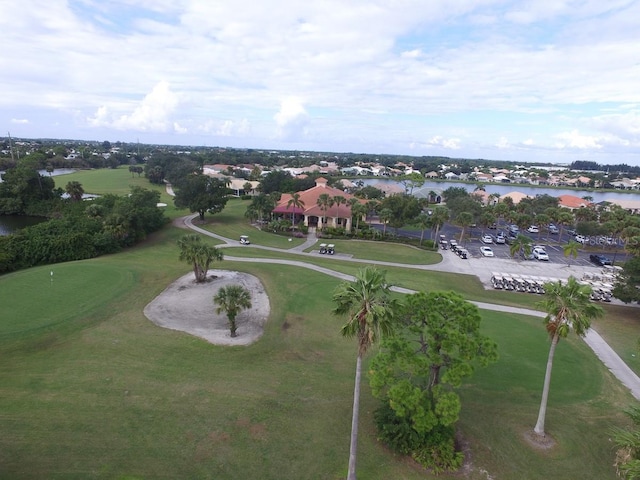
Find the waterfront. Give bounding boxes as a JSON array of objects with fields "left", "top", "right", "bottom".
[{"left": 362, "top": 179, "right": 640, "bottom": 204}]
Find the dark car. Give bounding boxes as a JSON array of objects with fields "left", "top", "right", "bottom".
[{"left": 590, "top": 254, "right": 612, "bottom": 266}]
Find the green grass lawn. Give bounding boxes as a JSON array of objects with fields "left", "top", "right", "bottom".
[{"left": 2, "top": 169, "right": 639, "bottom": 479}]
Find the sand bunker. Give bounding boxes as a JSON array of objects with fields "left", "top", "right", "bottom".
[{"left": 143, "top": 270, "right": 270, "bottom": 346}]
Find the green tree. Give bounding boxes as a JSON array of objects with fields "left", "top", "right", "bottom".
[
  {"left": 286, "top": 192, "right": 305, "bottom": 226},
  {"left": 509, "top": 234, "right": 533, "bottom": 260},
  {"left": 332, "top": 266, "right": 397, "bottom": 480},
  {"left": 348, "top": 198, "right": 367, "bottom": 234},
  {"left": 430, "top": 206, "right": 449, "bottom": 243},
  {"left": 369, "top": 291, "right": 498, "bottom": 471},
  {"left": 316, "top": 193, "right": 333, "bottom": 230},
  {"left": 563, "top": 240, "right": 580, "bottom": 266},
  {"left": 379, "top": 208, "right": 393, "bottom": 236},
  {"left": 613, "top": 257, "right": 640, "bottom": 304},
  {"left": 173, "top": 174, "right": 230, "bottom": 221},
  {"left": 416, "top": 213, "right": 432, "bottom": 245},
  {"left": 612, "top": 405, "right": 640, "bottom": 479},
  {"left": 65, "top": 181, "right": 85, "bottom": 202},
  {"left": 534, "top": 277, "right": 604, "bottom": 437},
  {"left": 213, "top": 285, "right": 252, "bottom": 338},
  {"left": 455, "top": 211, "right": 474, "bottom": 243},
  {"left": 177, "top": 234, "right": 224, "bottom": 283}
]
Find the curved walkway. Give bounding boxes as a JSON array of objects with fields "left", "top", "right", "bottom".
[{"left": 180, "top": 214, "right": 640, "bottom": 400}]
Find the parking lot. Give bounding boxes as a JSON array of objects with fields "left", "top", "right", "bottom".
[{"left": 437, "top": 225, "right": 630, "bottom": 267}]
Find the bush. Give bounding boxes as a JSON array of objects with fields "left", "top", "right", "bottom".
[{"left": 374, "top": 403, "right": 463, "bottom": 473}]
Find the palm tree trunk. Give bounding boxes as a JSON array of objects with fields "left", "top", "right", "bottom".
[
  {"left": 534, "top": 333, "right": 559, "bottom": 436},
  {"left": 347, "top": 354, "right": 362, "bottom": 480}
]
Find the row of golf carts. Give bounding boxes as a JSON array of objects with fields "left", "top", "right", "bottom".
[{"left": 490, "top": 272, "right": 613, "bottom": 302}]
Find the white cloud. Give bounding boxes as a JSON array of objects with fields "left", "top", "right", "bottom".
[
  {"left": 554, "top": 130, "right": 602, "bottom": 149},
  {"left": 11, "top": 118, "right": 29, "bottom": 124},
  {"left": 88, "top": 81, "right": 180, "bottom": 132},
  {"left": 274, "top": 97, "right": 310, "bottom": 140},
  {"left": 426, "top": 136, "right": 461, "bottom": 150},
  {"left": 495, "top": 137, "right": 510, "bottom": 149}
]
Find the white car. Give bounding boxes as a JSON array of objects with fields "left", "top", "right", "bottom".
[
  {"left": 532, "top": 248, "right": 549, "bottom": 261},
  {"left": 574, "top": 235, "right": 586, "bottom": 244},
  {"left": 495, "top": 234, "right": 506, "bottom": 244},
  {"left": 481, "top": 234, "right": 493, "bottom": 244},
  {"left": 527, "top": 225, "right": 539, "bottom": 233},
  {"left": 480, "top": 246, "right": 494, "bottom": 257}
]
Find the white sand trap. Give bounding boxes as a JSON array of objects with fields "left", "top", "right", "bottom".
[{"left": 143, "top": 270, "right": 270, "bottom": 346}]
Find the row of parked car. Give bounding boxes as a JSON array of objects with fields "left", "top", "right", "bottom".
[{"left": 446, "top": 238, "right": 469, "bottom": 259}]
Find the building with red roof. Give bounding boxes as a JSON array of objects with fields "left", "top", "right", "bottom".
[
  {"left": 558, "top": 194, "right": 593, "bottom": 210},
  {"left": 273, "top": 177, "right": 364, "bottom": 232}
]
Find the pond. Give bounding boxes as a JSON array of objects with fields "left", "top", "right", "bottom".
[
  {"left": 0, "top": 216, "right": 47, "bottom": 236},
  {"left": 361, "top": 179, "right": 640, "bottom": 204}
]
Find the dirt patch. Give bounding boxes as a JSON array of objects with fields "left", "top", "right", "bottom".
[
  {"left": 143, "top": 270, "right": 270, "bottom": 346},
  {"left": 522, "top": 429, "right": 557, "bottom": 451}
]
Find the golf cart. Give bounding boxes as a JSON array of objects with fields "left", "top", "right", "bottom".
[
  {"left": 327, "top": 244, "right": 335, "bottom": 255},
  {"left": 240, "top": 235, "right": 250, "bottom": 245},
  {"left": 319, "top": 243, "right": 327, "bottom": 254}
]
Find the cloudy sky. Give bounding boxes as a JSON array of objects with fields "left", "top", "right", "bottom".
[{"left": 2, "top": 1, "right": 640, "bottom": 165}]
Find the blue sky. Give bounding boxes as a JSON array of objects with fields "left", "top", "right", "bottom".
[{"left": 2, "top": 0, "right": 640, "bottom": 165}]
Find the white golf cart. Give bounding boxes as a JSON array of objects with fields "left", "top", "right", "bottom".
[{"left": 240, "top": 235, "right": 250, "bottom": 245}]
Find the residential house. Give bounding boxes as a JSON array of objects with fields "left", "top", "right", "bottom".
[{"left": 557, "top": 194, "right": 592, "bottom": 210}]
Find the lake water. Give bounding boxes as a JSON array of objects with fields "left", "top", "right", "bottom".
[
  {"left": 0, "top": 168, "right": 76, "bottom": 183},
  {"left": 362, "top": 179, "right": 640, "bottom": 204},
  {"left": 0, "top": 216, "right": 46, "bottom": 236}
]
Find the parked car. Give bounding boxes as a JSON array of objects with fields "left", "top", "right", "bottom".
[
  {"left": 457, "top": 248, "right": 469, "bottom": 259},
  {"left": 527, "top": 225, "right": 539, "bottom": 233},
  {"left": 567, "top": 228, "right": 577, "bottom": 236},
  {"left": 480, "top": 246, "right": 494, "bottom": 257},
  {"left": 495, "top": 233, "right": 506, "bottom": 244},
  {"left": 488, "top": 223, "right": 498, "bottom": 229},
  {"left": 532, "top": 248, "right": 549, "bottom": 261},
  {"left": 590, "top": 254, "right": 612, "bottom": 266},
  {"left": 548, "top": 224, "right": 559, "bottom": 234},
  {"left": 481, "top": 234, "right": 493, "bottom": 244},
  {"left": 574, "top": 234, "right": 587, "bottom": 244}
]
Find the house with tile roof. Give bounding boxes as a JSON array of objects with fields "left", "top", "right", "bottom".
[
  {"left": 557, "top": 194, "right": 593, "bottom": 210},
  {"left": 499, "top": 191, "right": 530, "bottom": 205},
  {"left": 272, "top": 177, "right": 364, "bottom": 232}
]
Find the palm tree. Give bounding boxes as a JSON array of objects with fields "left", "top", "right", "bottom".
[
  {"left": 317, "top": 193, "right": 333, "bottom": 230},
  {"left": 379, "top": 208, "right": 392, "bottom": 236},
  {"left": 213, "top": 284, "right": 252, "bottom": 337},
  {"left": 563, "top": 240, "right": 580, "bottom": 266},
  {"left": 533, "top": 277, "right": 603, "bottom": 437},
  {"left": 333, "top": 195, "right": 347, "bottom": 227},
  {"left": 348, "top": 198, "right": 367, "bottom": 233},
  {"left": 430, "top": 205, "right": 449, "bottom": 241},
  {"left": 456, "top": 211, "right": 474, "bottom": 243},
  {"left": 286, "top": 192, "right": 305, "bottom": 226},
  {"left": 509, "top": 234, "right": 533, "bottom": 260},
  {"left": 416, "top": 213, "right": 432, "bottom": 245},
  {"left": 177, "top": 234, "right": 224, "bottom": 283},
  {"left": 332, "top": 266, "right": 396, "bottom": 480},
  {"left": 65, "top": 181, "right": 85, "bottom": 201}
]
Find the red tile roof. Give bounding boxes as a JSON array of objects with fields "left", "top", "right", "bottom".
[{"left": 274, "top": 177, "right": 361, "bottom": 217}]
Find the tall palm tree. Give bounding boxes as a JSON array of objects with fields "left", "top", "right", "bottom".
[
  {"left": 332, "top": 195, "right": 347, "bottom": 227},
  {"left": 533, "top": 277, "right": 603, "bottom": 437},
  {"left": 563, "top": 240, "right": 580, "bottom": 266},
  {"left": 317, "top": 193, "right": 333, "bottom": 230},
  {"left": 177, "top": 234, "right": 224, "bottom": 283},
  {"left": 348, "top": 198, "right": 367, "bottom": 233},
  {"left": 213, "top": 284, "right": 252, "bottom": 337},
  {"left": 379, "top": 208, "right": 392, "bottom": 236},
  {"left": 430, "top": 205, "right": 449, "bottom": 241},
  {"left": 332, "top": 266, "right": 396, "bottom": 480},
  {"left": 509, "top": 234, "right": 533, "bottom": 260},
  {"left": 416, "top": 213, "right": 432, "bottom": 245},
  {"left": 456, "top": 211, "right": 474, "bottom": 243},
  {"left": 286, "top": 192, "right": 305, "bottom": 226}
]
